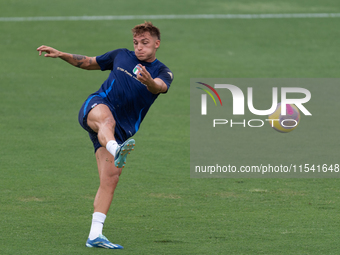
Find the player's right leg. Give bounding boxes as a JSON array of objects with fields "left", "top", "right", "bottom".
[
  {"left": 78, "top": 96, "right": 118, "bottom": 157},
  {"left": 114, "top": 139, "right": 135, "bottom": 168},
  {"left": 86, "top": 103, "right": 135, "bottom": 167},
  {"left": 86, "top": 103, "right": 116, "bottom": 148}
]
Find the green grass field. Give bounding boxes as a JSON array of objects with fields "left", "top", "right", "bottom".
[{"left": 1, "top": 0, "right": 340, "bottom": 254}]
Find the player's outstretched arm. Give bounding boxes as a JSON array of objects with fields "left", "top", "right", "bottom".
[{"left": 37, "top": 45, "right": 101, "bottom": 70}]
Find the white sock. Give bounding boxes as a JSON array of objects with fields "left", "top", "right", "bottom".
[
  {"left": 106, "top": 140, "right": 118, "bottom": 157},
  {"left": 88, "top": 212, "right": 107, "bottom": 240}
]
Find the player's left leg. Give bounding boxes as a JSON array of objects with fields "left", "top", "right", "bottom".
[
  {"left": 86, "top": 147, "right": 123, "bottom": 249},
  {"left": 94, "top": 147, "right": 121, "bottom": 214}
]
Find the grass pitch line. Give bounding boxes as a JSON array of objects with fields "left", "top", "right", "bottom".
[{"left": 1, "top": 13, "right": 340, "bottom": 22}]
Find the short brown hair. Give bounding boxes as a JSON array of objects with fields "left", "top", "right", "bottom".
[{"left": 132, "top": 21, "right": 161, "bottom": 40}]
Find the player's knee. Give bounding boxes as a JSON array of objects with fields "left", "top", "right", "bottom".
[
  {"left": 100, "top": 174, "right": 120, "bottom": 194},
  {"left": 110, "top": 174, "right": 120, "bottom": 186}
]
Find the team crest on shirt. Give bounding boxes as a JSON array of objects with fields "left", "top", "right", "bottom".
[{"left": 133, "top": 65, "right": 141, "bottom": 75}]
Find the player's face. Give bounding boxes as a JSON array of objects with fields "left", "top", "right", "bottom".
[{"left": 133, "top": 32, "right": 160, "bottom": 62}]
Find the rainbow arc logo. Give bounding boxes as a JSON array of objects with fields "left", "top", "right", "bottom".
[
  {"left": 196, "top": 82, "right": 222, "bottom": 115},
  {"left": 196, "top": 82, "right": 222, "bottom": 106}
]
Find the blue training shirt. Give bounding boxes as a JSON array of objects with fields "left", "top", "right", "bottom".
[{"left": 94, "top": 48, "right": 173, "bottom": 138}]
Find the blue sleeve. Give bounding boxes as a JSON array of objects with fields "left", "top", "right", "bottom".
[
  {"left": 157, "top": 65, "right": 174, "bottom": 92},
  {"left": 96, "top": 49, "right": 125, "bottom": 71}
]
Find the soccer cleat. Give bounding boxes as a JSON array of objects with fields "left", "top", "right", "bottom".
[
  {"left": 114, "top": 138, "right": 135, "bottom": 168},
  {"left": 86, "top": 234, "right": 123, "bottom": 249}
]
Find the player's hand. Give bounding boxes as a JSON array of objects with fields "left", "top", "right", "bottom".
[
  {"left": 136, "top": 64, "right": 154, "bottom": 86},
  {"left": 37, "top": 45, "right": 60, "bottom": 58},
  {"left": 136, "top": 64, "right": 166, "bottom": 94}
]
